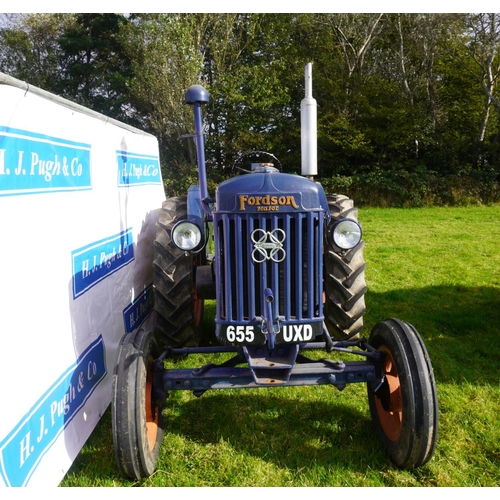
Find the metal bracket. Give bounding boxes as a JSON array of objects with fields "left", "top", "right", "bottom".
[{"left": 242, "top": 344, "right": 299, "bottom": 386}]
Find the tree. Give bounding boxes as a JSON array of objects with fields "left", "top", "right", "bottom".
[
  {"left": 117, "top": 14, "right": 206, "bottom": 193},
  {"left": 203, "top": 14, "right": 305, "bottom": 173},
  {"left": 463, "top": 13, "right": 500, "bottom": 166},
  {"left": 1, "top": 13, "right": 496, "bottom": 204},
  {"left": 57, "top": 13, "right": 133, "bottom": 123},
  {"left": 0, "top": 13, "right": 76, "bottom": 92},
  {"left": 119, "top": 13, "right": 308, "bottom": 194}
]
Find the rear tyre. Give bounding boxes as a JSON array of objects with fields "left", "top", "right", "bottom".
[
  {"left": 367, "top": 319, "right": 438, "bottom": 469},
  {"left": 112, "top": 329, "right": 164, "bottom": 479},
  {"left": 324, "top": 194, "right": 366, "bottom": 340},
  {"left": 153, "top": 196, "right": 204, "bottom": 347}
]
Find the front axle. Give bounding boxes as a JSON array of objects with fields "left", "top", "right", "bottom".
[{"left": 151, "top": 340, "right": 385, "bottom": 400}]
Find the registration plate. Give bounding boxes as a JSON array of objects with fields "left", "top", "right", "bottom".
[{"left": 219, "top": 322, "right": 323, "bottom": 344}]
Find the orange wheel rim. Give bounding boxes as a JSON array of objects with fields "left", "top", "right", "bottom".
[
  {"left": 375, "top": 345, "right": 403, "bottom": 441},
  {"left": 145, "top": 357, "right": 159, "bottom": 451}
]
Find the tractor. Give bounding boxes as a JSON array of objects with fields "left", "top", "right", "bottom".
[{"left": 111, "top": 64, "right": 438, "bottom": 480}]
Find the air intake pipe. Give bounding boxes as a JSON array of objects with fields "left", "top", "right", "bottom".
[{"left": 185, "top": 84, "right": 211, "bottom": 214}]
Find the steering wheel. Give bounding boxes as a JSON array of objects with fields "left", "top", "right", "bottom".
[{"left": 231, "top": 151, "right": 282, "bottom": 174}]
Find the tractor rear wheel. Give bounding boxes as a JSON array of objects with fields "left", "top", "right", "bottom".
[
  {"left": 324, "top": 194, "right": 366, "bottom": 340},
  {"left": 367, "top": 319, "right": 438, "bottom": 469},
  {"left": 153, "top": 196, "right": 204, "bottom": 347},
  {"left": 112, "top": 329, "right": 164, "bottom": 479}
]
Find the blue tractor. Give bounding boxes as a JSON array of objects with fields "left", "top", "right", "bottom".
[{"left": 111, "top": 66, "right": 438, "bottom": 479}]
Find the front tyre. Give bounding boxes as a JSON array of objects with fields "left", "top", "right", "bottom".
[
  {"left": 112, "top": 329, "right": 164, "bottom": 479},
  {"left": 368, "top": 319, "right": 438, "bottom": 469}
]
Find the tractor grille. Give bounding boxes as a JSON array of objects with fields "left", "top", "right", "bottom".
[{"left": 214, "top": 211, "right": 324, "bottom": 323}]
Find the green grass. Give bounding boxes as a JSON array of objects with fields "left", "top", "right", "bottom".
[{"left": 60, "top": 205, "right": 500, "bottom": 487}]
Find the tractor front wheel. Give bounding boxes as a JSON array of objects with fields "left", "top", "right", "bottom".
[
  {"left": 367, "top": 319, "right": 438, "bottom": 469},
  {"left": 112, "top": 329, "right": 164, "bottom": 479}
]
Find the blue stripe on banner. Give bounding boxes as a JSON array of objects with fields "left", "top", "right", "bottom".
[
  {"left": 0, "top": 335, "right": 107, "bottom": 487},
  {"left": 71, "top": 228, "right": 135, "bottom": 299},
  {"left": 123, "top": 283, "right": 154, "bottom": 333},
  {"left": 116, "top": 150, "right": 161, "bottom": 186},
  {"left": 0, "top": 126, "right": 92, "bottom": 196}
]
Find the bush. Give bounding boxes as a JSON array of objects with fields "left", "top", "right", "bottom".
[{"left": 319, "top": 165, "right": 500, "bottom": 207}]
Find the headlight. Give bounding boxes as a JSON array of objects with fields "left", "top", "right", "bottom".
[
  {"left": 331, "top": 219, "right": 362, "bottom": 249},
  {"left": 172, "top": 221, "right": 202, "bottom": 251}
]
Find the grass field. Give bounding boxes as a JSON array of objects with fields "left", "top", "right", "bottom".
[{"left": 60, "top": 205, "right": 500, "bottom": 487}]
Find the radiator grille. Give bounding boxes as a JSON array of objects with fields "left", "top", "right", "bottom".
[{"left": 214, "top": 211, "right": 324, "bottom": 323}]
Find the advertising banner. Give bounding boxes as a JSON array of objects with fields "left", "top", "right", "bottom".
[{"left": 0, "top": 74, "right": 165, "bottom": 487}]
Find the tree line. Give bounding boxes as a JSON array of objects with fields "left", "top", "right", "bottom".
[{"left": 1, "top": 13, "right": 499, "bottom": 206}]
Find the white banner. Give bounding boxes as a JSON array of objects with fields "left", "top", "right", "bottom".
[{"left": 0, "top": 75, "right": 165, "bottom": 487}]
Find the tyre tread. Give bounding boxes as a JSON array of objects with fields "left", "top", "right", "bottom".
[
  {"left": 324, "top": 194, "right": 367, "bottom": 339},
  {"left": 111, "top": 330, "right": 163, "bottom": 479},
  {"left": 368, "top": 319, "right": 438, "bottom": 469},
  {"left": 153, "top": 196, "right": 203, "bottom": 347}
]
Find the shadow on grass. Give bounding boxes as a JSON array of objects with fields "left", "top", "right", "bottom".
[
  {"left": 63, "top": 390, "right": 388, "bottom": 486},
  {"left": 161, "top": 390, "right": 385, "bottom": 471}
]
